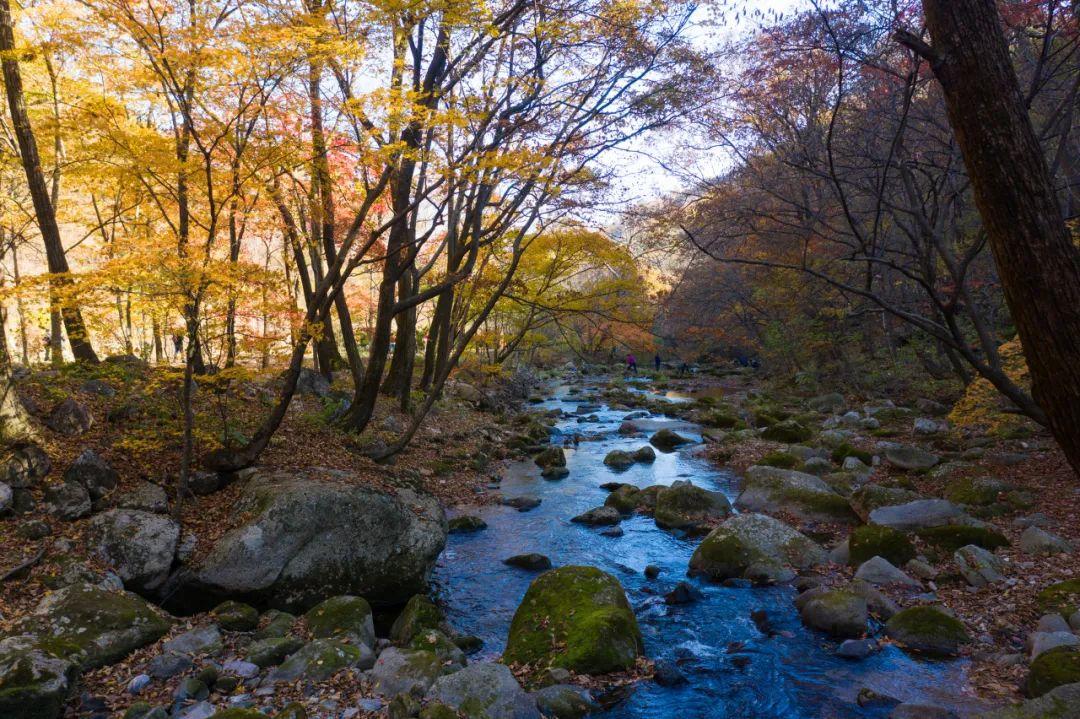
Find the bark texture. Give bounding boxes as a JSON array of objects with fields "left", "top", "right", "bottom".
[{"left": 911, "top": 0, "right": 1080, "bottom": 476}]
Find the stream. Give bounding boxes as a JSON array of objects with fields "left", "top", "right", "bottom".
[{"left": 432, "top": 379, "right": 977, "bottom": 718}]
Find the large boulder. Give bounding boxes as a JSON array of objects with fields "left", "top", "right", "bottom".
[
  {"left": 293, "top": 368, "right": 331, "bottom": 398},
  {"left": 265, "top": 639, "right": 371, "bottom": 683},
  {"left": 20, "top": 583, "right": 171, "bottom": 670},
  {"left": 390, "top": 595, "right": 448, "bottom": 644},
  {"left": 849, "top": 486, "right": 922, "bottom": 521},
  {"left": 0, "top": 443, "right": 51, "bottom": 488},
  {"left": 88, "top": 509, "right": 179, "bottom": 593},
  {"left": 736, "top": 466, "right": 857, "bottom": 524},
  {"left": 534, "top": 447, "right": 566, "bottom": 470},
  {"left": 0, "top": 636, "right": 78, "bottom": 719},
  {"left": 653, "top": 481, "right": 732, "bottom": 530},
  {"left": 163, "top": 469, "right": 446, "bottom": 611},
  {"left": 954, "top": 545, "right": 1006, "bottom": 587},
  {"left": 504, "top": 566, "right": 643, "bottom": 675},
  {"left": 63, "top": 449, "right": 117, "bottom": 501},
  {"left": 688, "top": 513, "right": 826, "bottom": 583},
  {"left": 885, "top": 606, "right": 970, "bottom": 657},
  {"left": 867, "top": 499, "right": 965, "bottom": 531},
  {"left": 44, "top": 481, "right": 90, "bottom": 520},
  {"left": 425, "top": 663, "right": 540, "bottom": 719},
  {"left": 1026, "top": 647, "right": 1080, "bottom": 698},
  {"left": 649, "top": 429, "right": 692, "bottom": 451}
]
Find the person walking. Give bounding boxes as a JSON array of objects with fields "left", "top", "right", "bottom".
[
  {"left": 172, "top": 332, "right": 184, "bottom": 360},
  {"left": 626, "top": 353, "right": 637, "bottom": 374},
  {"left": 654, "top": 353, "right": 661, "bottom": 372}
]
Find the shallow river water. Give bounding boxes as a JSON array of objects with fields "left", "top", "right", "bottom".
[{"left": 432, "top": 380, "right": 978, "bottom": 718}]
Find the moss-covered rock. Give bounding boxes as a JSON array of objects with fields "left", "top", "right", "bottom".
[
  {"left": 945, "top": 476, "right": 1012, "bottom": 506},
  {"left": 245, "top": 636, "right": 304, "bottom": 668},
  {"left": 848, "top": 525, "right": 916, "bottom": 566},
  {"left": 736, "top": 466, "right": 857, "bottom": 524},
  {"left": 688, "top": 513, "right": 825, "bottom": 582},
  {"left": 631, "top": 446, "right": 656, "bottom": 463},
  {"left": 1037, "top": 580, "right": 1080, "bottom": 617},
  {"left": 761, "top": 420, "right": 812, "bottom": 443},
  {"left": 534, "top": 447, "right": 566, "bottom": 469},
  {"left": 885, "top": 606, "right": 970, "bottom": 657},
  {"left": 304, "top": 595, "right": 374, "bottom": 647},
  {"left": 207, "top": 710, "right": 267, "bottom": 719},
  {"left": 503, "top": 566, "right": 643, "bottom": 675},
  {"left": 830, "top": 443, "right": 873, "bottom": 466},
  {"left": 653, "top": 481, "right": 732, "bottom": 530},
  {"left": 0, "top": 636, "right": 78, "bottom": 719},
  {"left": 448, "top": 516, "right": 487, "bottom": 535},
  {"left": 370, "top": 647, "right": 446, "bottom": 697},
  {"left": 760, "top": 452, "right": 800, "bottom": 469},
  {"left": 22, "top": 583, "right": 171, "bottom": 670},
  {"left": 265, "top": 639, "right": 366, "bottom": 682},
  {"left": 603, "top": 450, "right": 635, "bottom": 471},
  {"left": 604, "top": 485, "right": 643, "bottom": 514},
  {"left": 1026, "top": 646, "right": 1080, "bottom": 698},
  {"left": 798, "top": 590, "right": 868, "bottom": 639},
  {"left": 390, "top": 595, "right": 447, "bottom": 644},
  {"left": 211, "top": 601, "right": 258, "bottom": 632},
  {"left": 253, "top": 610, "right": 295, "bottom": 639},
  {"left": 916, "top": 524, "right": 1009, "bottom": 552},
  {"left": 408, "top": 630, "right": 465, "bottom": 668},
  {"left": 649, "top": 429, "right": 692, "bottom": 451},
  {"left": 848, "top": 485, "right": 922, "bottom": 522},
  {"left": 987, "top": 682, "right": 1080, "bottom": 719}
]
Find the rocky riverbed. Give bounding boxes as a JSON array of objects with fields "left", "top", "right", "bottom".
[{"left": 2, "top": 365, "right": 1080, "bottom": 719}]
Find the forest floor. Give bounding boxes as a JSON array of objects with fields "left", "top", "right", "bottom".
[{"left": 1, "top": 358, "right": 1076, "bottom": 717}]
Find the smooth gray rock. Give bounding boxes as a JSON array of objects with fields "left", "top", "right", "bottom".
[
  {"left": 46, "top": 399, "right": 92, "bottom": 436},
  {"left": 954, "top": 545, "right": 1005, "bottom": 587},
  {"left": 161, "top": 626, "right": 223, "bottom": 657},
  {"left": 163, "top": 469, "right": 446, "bottom": 611},
  {"left": 984, "top": 682, "right": 1080, "bottom": 718},
  {"left": 426, "top": 663, "right": 540, "bottom": 719},
  {"left": 688, "top": 513, "right": 826, "bottom": 582},
  {"left": 868, "top": 499, "right": 964, "bottom": 531},
  {"left": 266, "top": 639, "right": 372, "bottom": 683},
  {"left": 737, "top": 466, "right": 856, "bottom": 523},
  {"left": 654, "top": 480, "right": 732, "bottom": 530},
  {"left": 854, "top": 557, "right": 921, "bottom": 587},
  {"left": 88, "top": 509, "right": 179, "bottom": 593},
  {"left": 1028, "top": 631, "right": 1080, "bottom": 659},
  {"left": 532, "top": 684, "right": 599, "bottom": 719},
  {"left": 883, "top": 446, "right": 939, "bottom": 471},
  {"left": 799, "top": 590, "right": 868, "bottom": 638},
  {"left": 147, "top": 652, "right": 192, "bottom": 679},
  {"left": 0, "top": 482, "right": 11, "bottom": 513},
  {"left": 571, "top": 506, "right": 621, "bottom": 526},
  {"left": 837, "top": 638, "right": 879, "bottom": 659},
  {"left": 1037, "top": 614, "right": 1071, "bottom": 634},
  {"left": 1019, "top": 526, "right": 1071, "bottom": 556}
]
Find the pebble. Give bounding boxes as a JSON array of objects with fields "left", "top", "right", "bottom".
[
  {"left": 127, "top": 674, "right": 151, "bottom": 695},
  {"left": 644, "top": 565, "right": 661, "bottom": 579},
  {"left": 600, "top": 527, "right": 624, "bottom": 538},
  {"left": 837, "top": 639, "right": 878, "bottom": 660},
  {"left": 653, "top": 659, "right": 688, "bottom": 686},
  {"left": 664, "top": 581, "right": 703, "bottom": 605}
]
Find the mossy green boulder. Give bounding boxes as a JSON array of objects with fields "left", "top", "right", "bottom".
[
  {"left": 533, "top": 447, "right": 566, "bottom": 469},
  {"left": 211, "top": 600, "right": 258, "bottom": 632},
  {"left": 848, "top": 525, "right": 916, "bottom": 566},
  {"left": 391, "top": 595, "right": 447, "bottom": 644},
  {"left": 448, "top": 516, "right": 487, "bottom": 534},
  {"left": 987, "top": 682, "right": 1080, "bottom": 718},
  {"left": 265, "top": 639, "right": 365, "bottom": 682},
  {"left": 916, "top": 524, "right": 1009, "bottom": 552},
  {"left": 304, "top": 595, "right": 375, "bottom": 647},
  {"left": 1026, "top": 646, "right": 1080, "bottom": 698},
  {"left": 848, "top": 485, "right": 922, "bottom": 522},
  {"left": 945, "top": 476, "right": 1012, "bottom": 506},
  {"left": 797, "top": 589, "right": 868, "bottom": 639},
  {"left": 688, "top": 513, "right": 826, "bottom": 582},
  {"left": 885, "top": 606, "right": 970, "bottom": 657},
  {"left": 0, "top": 636, "right": 78, "bottom": 719},
  {"left": 736, "top": 466, "right": 858, "bottom": 524},
  {"left": 760, "top": 419, "right": 812, "bottom": 443},
  {"left": 603, "top": 450, "right": 635, "bottom": 471},
  {"left": 759, "top": 452, "right": 800, "bottom": 469},
  {"left": 245, "top": 636, "right": 304, "bottom": 668},
  {"left": 208, "top": 711, "right": 266, "bottom": 719},
  {"left": 653, "top": 481, "right": 732, "bottom": 530},
  {"left": 649, "top": 429, "right": 692, "bottom": 451},
  {"left": 254, "top": 609, "right": 296, "bottom": 639},
  {"left": 503, "top": 566, "right": 643, "bottom": 674},
  {"left": 604, "top": 485, "right": 643, "bottom": 514},
  {"left": 831, "top": 443, "right": 872, "bottom": 466},
  {"left": 1037, "top": 580, "right": 1080, "bottom": 617},
  {"left": 21, "top": 583, "right": 171, "bottom": 670}
]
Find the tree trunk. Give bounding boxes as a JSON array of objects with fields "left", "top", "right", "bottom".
[
  {"left": 900, "top": 0, "right": 1080, "bottom": 476},
  {"left": 0, "top": 0, "right": 98, "bottom": 364}
]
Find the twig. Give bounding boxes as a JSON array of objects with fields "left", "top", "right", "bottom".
[{"left": 1, "top": 548, "right": 44, "bottom": 582}]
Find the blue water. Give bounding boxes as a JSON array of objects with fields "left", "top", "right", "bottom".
[{"left": 432, "top": 381, "right": 980, "bottom": 718}]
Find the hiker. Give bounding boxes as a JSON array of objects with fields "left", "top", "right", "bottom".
[
  {"left": 172, "top": 332, "right": 184, "bottom": 359},
  {"left": 679, "top": 361, "right": 689, "bottom": 377},
  {"left": 654, "top": 353, "right": 661, "bottom": 371},
  {"left": 41, "top": 331, "right": 51, "bottom": 362},
  {"left": 626, "top": 353, "right": 637, "bottom": 374}
]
